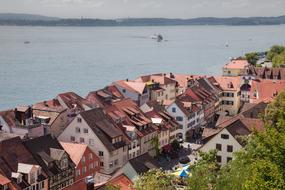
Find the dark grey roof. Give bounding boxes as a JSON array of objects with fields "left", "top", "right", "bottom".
[
  {"left": 241, "top": 102, "right": 267, "bottom": 119},
  {"left": 129, "top": 153, "right": 159, "bottom": 174},
  {"left": 23, "top": 135, "right": 75, "bottom": 177},
  {"left": 80, "top": 108, "right": 125, "bottom": 152}
]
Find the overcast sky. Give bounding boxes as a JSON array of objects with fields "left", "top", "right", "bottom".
[{"left": 1, "top": 0, "right": 285, "bottom": 19}]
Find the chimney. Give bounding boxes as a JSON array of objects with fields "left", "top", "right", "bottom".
[
  {"left": 44, "top": 101, "right": 48, "bottom": 107},
  {"left": 126, "top": 78, "right": 129, "bottom": 82}
]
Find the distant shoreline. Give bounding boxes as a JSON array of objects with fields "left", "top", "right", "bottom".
[{"left": 0, "top": 14, "right": 285, "bottom": 27}]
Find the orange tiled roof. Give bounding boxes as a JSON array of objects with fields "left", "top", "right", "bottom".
[
  {"left": 114, "top": 80, "right": 146, "bottom": 94},
  {"left": 108, "top": 174, "right": 134, "bottom": 190},
  {"left": 60, "top": 142, "right": 89, "bottom": 167},
  {"left": 223, "top": 59, "right": 249, "bottom": 69},
  {"left": 0, "top": 173, "right": 10, "bottom": 185},
  {"left": 214, "top": 76, "right": 241, "bottom": 91},
  {"left": 250, "top": 79, "right": 285, "bottom": 103}
]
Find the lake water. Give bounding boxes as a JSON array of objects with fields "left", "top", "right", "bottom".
[{"left": 0, "top": 25, "right": 285, "bottom": 110}]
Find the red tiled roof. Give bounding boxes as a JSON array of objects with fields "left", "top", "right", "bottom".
[
  {"left": 114, "top": 80, "right": 146, "bottom": 94},
  {"left": 250, "top": 79, "right": 285, "bottom": 103},
  {"left": 33, "top": 99, "right": 65, "bottom": 113},
  {"left": 57, "top": 92, "right": 93, "bottom": 110},
  {"left": 223, "top": 59, "right": 249, "bottom": 69},
  {"left": 136, "top": 74, "right": 177, "bottom": 86},
  {"left": 60, "top": 142, "right": 93, "bottom": 167},
  {"left": 214, "top": 76, "right": 241, "bottom": 91},
  {"left": 64, "top": 179, "right": 87, "bottom": 190},
  {"left": 108, "top": 174, "right": 134, "bottom": 190},
  {"left": 0, "top": 173, "right": 10, "bottom": 185}
]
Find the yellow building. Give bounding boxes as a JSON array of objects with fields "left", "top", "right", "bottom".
[
  {"left": 215, "top": 76, "right": 241, "bottom": 116},
  {"left": 223, "top": 59, "right": 249, "bottom": 76}
]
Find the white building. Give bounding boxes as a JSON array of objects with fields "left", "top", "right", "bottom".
[
  {"left": 166, "top": 100, "right": 204, "bottom": 140},
  {"left": 58, "top": 108, "right": 128, "bottom": 174}
]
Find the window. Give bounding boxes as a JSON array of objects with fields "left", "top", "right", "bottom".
[
  {"left": 81, "top": 156, "right": 86, "bottom": 163},
  {"left": 122, "top": 89, "right": 126, "bottom": 93},
  {"left": 76, "top": 169, "right": 81, "bottom": 177},
  {"left": 100, "top": 162, "right": 104, "bottom": 166},
  {"left": 109, "top": 162, "right": 113, "bottom": 168},
  {"left": 114, "top": 159, "right": 118, "bottom": 166},
  {"left": 89, "top": 163, "right": 94, "bottom": 170},
  {"left": 221, "top": 134, "right": 229, "bottom": 139},
  {"left": 176, "top": 116, "right": 183, "bottom": 121},
  {"left": 99, "top": 151, "right": 104, "bottom": 157},
  {"left": 89, "top": 139, "right": 94, "bottom": 146},
  {"left": 80, "top": 137, "right": 85, "bottom": 143},
  {"left": 216, "top": 144, "right": 222, "bottom": 151},
  {"left": 75, "top": 127, "right": 81, "bottom": 133},
  {"left": 77, "top": 118, "right": 82, "bottom": 123},
  {"left": 70, "top": 136, "right": 75, "bottom": 142},
  {"left": 41, "top": 181, "right": 44, "bottom": 189},
  {"left": 89, "top": 153, "right": 93, "bottom": 160},
  {"left": 227, "top": 157, "right": 232, "bottom": 163},
  {"left": 82, "top": 166, "right": 86, "bottom": 174},
  {"left": 83, "top": 128, "right": 88, "bottom": 133},
  {"left": 172, "top": 107, "right": 176, "bottom": 113},
  {"left": 216, "top": 155, "right": 222, "bottom": 163},
  {"left": 227, "top": 145, "right": 233, "bottom": 152}
]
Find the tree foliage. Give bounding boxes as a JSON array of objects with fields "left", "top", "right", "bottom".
[
  {"left": 134, "top": 169, "right": 177, "bottom": 190},
  {"left": 266, "top": 45, "right": 285, "bottom": 67},
  {"left": 136, "top": 91, "right": 285, "bottom": 190},
  {"left": 103, "top": 184, "right": 121, "bottom": 190},
  {"left": 245, "top": 52, "right": 259, "bottom": 65},
  {"left": 187, "top": 151, "right": 219, "bottom": 190}
]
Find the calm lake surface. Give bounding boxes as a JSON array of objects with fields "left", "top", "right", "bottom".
[{"left": 0, "top": 25, "right": 285, "bottom": 109}]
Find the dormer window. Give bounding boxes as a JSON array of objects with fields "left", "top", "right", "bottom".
[{"left": 61, "top": 158, "right": 68, "bottom": 169}]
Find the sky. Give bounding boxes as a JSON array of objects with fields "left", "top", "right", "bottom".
[{"left": 0, "top": 0, "right": 285, "bottom": 19}]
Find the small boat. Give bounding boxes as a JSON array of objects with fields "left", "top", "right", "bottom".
[
  {"left": 24, "top": 41, "right": 30, "bottom": 44},
  {"left": 150, "top": 34, "right": 163, "bottom": 42}
]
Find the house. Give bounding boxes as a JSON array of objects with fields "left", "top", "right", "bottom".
[
  {"left": 242, "top": 65, "right": 285, "bottom": 80},
  {"left": 60, "top": 142, "right": 101, "bottom": 182},
  {"left": 140, "top": 101, "right": 180, "bottom": 143},
  {"left": 0, "top": 135, "right": 48, "bottom": 190},
  {"left": 94, "top": 174, "right": 134, "bottom": 190},
  {"left": 113, "top": 80, "right": 150, "bottom": 106},
  {"left": 248, "top": 79, "right": 285, "bottom": 103},
  {"left": 23, "top": 135, "right": 75, "bottom": 190},
  {"left": 184, "top": 84, "right": 218, "bottom": 125},
  {"left": 136, "top": 74, "right": 177, "bottom": 102},
  {"left": 0, "top": 106, "right": 44, "bottom": 138},
  {"left": 214, "top": 76, "right": 241, "bottom": 116},
  {"left": 58, "top": 108, "right": 128, "bottom": 174},
  {"left": 56, "top": 92, "right": 94, "bottom": 118},
  {"left": 115, "top": 153, "right": 160, "bottom": 183},
  {"left": 223, "top": 59, "right": 249, "bottom": 76},
  {"left": 105, "top": 99, "right": 157, "bottom": 158},
  {"left": 165, "top": 73, "right": 202, "bottom": 95},
  {"left": 166, "top": 98, "right": 204, "bottom": 141},
  {"left": 32, "top": 99, "right": 68, "bottom": 137},
  {"left": 200, "top": 102, "right": 265, "bottom": 165}
]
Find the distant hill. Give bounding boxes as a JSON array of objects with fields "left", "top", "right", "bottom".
[
  {"left": 0, "top": 13, "right": 285, "bottom": 26},
  {"left": 0, "top": 13, "right": 59, "bottom": 21}
]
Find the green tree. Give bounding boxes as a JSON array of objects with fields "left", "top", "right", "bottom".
[
  {"left": 272, "top": 50, "right": 285, "bottom": 67},
  {"left": 187, "top": 151, "right": 219, "bottom": 190},
  {"left": 215, "top": 91, "right": 285, "bottom": 190},
  {"left": 266, "top": 45, "right": 285, "bottom": 61},
  {"left": 151, "top": 136, "right": 160, "bottom": 157},
  {"left": 245, "top": 52, "right": 259, "bottom": 65},
  {"left": 134, "top": 169, "right": 177, "bottom": 190}
]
